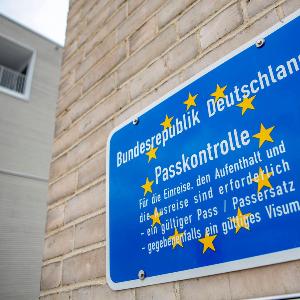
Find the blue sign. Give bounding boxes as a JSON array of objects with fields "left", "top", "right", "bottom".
[{"left": 107, "top": 10, "right": 300, "bottom": 290}]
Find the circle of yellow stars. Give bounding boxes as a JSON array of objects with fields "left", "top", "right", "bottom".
[
  {"left": 138, "top": 80, "right": 280, "bottom": 254},
  {"left": 149, "top": 207, "right": 162, "bottom": 227},
  {"left": 160, "top": 115, "right": 173, "bottom": 130},
  {"left": 141, "top": 177, "right": 154, "bottom": 196},
  {"left": 146, "top": 147, "right": 158, "bottom": 163},
  {"left": 253, "top": 123, "right": 275, "bottom": 148},
  {"left": 211, "top": 84, "right": 227, "bottom": 102},
  {"left": 252, "top": 167, "right": 273, "bottom": 192},
  {"left": 236, "top": 95, "right": 256, "bottom": 115},
  {"left": 141, "top": 90, "right": 201, "bottom": 251},
  {"left": 230, "top": 208, "right": 251, "bottom": 234},
  {"left": 199, "top": 231, "right": 217, "bottom": 253},
  {"left": 184, "top": 92, "right": 198, "bottom": 110}
]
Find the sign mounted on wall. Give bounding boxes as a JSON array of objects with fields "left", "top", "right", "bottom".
[{"left": 106, "top": 10, "right": 300, "bottom": 290}]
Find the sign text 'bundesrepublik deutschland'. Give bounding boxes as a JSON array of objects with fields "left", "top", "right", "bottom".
[{"left": 107, "top": 10, "right": 300, "bottom": 290}]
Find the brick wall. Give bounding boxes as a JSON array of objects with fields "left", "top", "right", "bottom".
[{"left": 40, "top": 0, "right": 300, "bottom": 299}]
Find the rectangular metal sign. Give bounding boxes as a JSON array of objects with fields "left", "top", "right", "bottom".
[{"left": 107, "top": 10, "right": 300, "bottom": 290}]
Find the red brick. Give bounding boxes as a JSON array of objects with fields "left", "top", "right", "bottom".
[
  {"left": 128, "top": 0, "right": 144, "bottom": 15},
  {"left": 129, "top": 57, "right": 169, "bottom": 100},
  {"left": 49, "top": 152, "right": 69, "bottom": 181},
  {"left": 61, "top": 49, "right": 83, "bottom": 79},
  {"left": 74, "top": 214, "right": 106, "bottom": 248},
  {"left": 71, "top": 287, "right": 92, "bottom": 300},
  {"left": 41, "top": 262, "right": 61, "bottom": 290},
  {"left": 63, "top": 39, "right": 79, "bottom": 62},
  {"left": 55, "top": 113, "right": 71, "bottom": 138},
  {"left": 91, "top": 284, "right": 134, "bottom": 299},
  {"left": 199, "top": 4, "right": 243, "bottom": 49},
  {"left": 129, "top": 16, "right": 157, "bottom": 53},
  {"left": 116, "top": 0, "right": 164, "bottom": 42},
  {"left": 281, "top": 0, "right": 300, "bottom": 16},
  {"left": 79, "top": 0, "right": 125, "bottom": 47},
  {"left": 85, "top": 6, "right": 126, "bottom": 55},
  {"left": 165, "top": 34, "right": 199, "bottom": 72},
  {"left": 58, "top": 71, "right": 77, "bottom": 99},
  {"left": 54, "top": 86, "right": 129, "bottom": 159},
  {"left": 62, "top": 248, "right": 105, "bottom": 284},
  {"left": 178, "top": 0, "right": 232, "bottom": 37},
  {"left": 57, "top": 83, "right": 81, "bottom": 114},
  {"left": 229, "top": 261, "right": 300, "bottom": 299},
  {"left": 64, "top": 182, "right": 105, "bottom": 224},
  {"left": 180, "top": 274, "right": 231, "bottom": 300},
  {"left": 113, "top": 100, "right": 142, "bottom": 128},
  {"left": 43, "top": 228, "right": 74, "bottom": 260},
  {"left": 82, "top": 43, "right": 126, "bottom": 93},
  {"left": 77, "top": 151, "right": 106, "bottom": 189},
  {"left": 65, "top": 121, "right": 113, "bottom": 171},
  {"left": 76, "top": 33, "right": 116, "bottom": 80},
  {"left": 86, "top": 0, "right": 110, "bottom": 24},
  {"left": 139, "top": 74, "right": 181, "bottom": 109},
  {"left": 243, "top": 0, "right": 275, "bottom": 18},
  {"left": 48, "top": 171, "right": 77, "bottom": 205},
  {"left": 46, "top": 204, "right": 65, "bottom": 232},
  {"left": 117, "top": 25, "right": 176, "bottom": 85},
  {"left": 60, "top": 73, "right": 116, "bottom": 133},
  {"left": 136, "top": 282, "right": 177, "bottom": 300},
  {"left": 40, "top": 292, "right": 71, "bottom": 300},
  {"left": 181, "top": 10, "right": 279, "bottom": 82},
  {"left": 158, "top": 0, "right": 187, "bottom": 29}
]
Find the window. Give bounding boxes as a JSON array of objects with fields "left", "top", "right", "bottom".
[{"left": 0, "top": 34, "right": 35, "bottom": 100}]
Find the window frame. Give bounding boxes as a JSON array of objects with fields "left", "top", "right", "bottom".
[{"left": 0, "top": 33, "right": 36, "bottom": 101}]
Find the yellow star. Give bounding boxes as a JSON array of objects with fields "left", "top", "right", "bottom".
[
  {"left": 198, "top": 232, "right": 217, "bottom": 253},
  {"left": 168, "top": 228, "right": 184, "bottom": 249},
  {"left": 211, "top": 84, "right": 227, "bottom": 102},
  {"left": 141, "top": 177, "right": 154, "bottom": 196},
  {"left": 183, "top": 92, "right": 198, "bottom": 110},
  {"left": 149, "top": 207, "right": 162, "bottom": 227},
  {"left": 253, "top": 123, "right": 275, "bottom": 148},
  {"left": 252, "top": 167, "right": 273, "bottom": 192},
  {"left": 230, "top": 208, "right": 251, "bottom": 234},
  {"left": 146, "top": 147, "right": 158, "bottom": 163},
  {"left": 160, "top": 115, "right": 174, "bottom": 131},
  {"left": 236, "top": 95, "right": 256, "bottom": 115}
]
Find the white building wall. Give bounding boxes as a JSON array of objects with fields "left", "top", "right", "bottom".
[{"left": 0, "top": 15, "right": 62, "bottom": 300}]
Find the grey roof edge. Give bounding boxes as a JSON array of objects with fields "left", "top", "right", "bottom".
[{"left": 0, "top": 12, "right": 65, "bottom": 48}]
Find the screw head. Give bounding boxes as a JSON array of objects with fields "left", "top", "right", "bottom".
[
  {"left": 138, "top": 270, "right": 145, "bottom": 280},
  {"left": 256, "top": 38, "right": 265, "bottom": 48},
  {"left": 133, "top": 117, "right": 139, "bottom": 125}
]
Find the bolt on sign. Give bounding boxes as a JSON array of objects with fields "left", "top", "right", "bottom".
[{"left": 106, "top": 10, "right": 300, "bottom": 290}]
